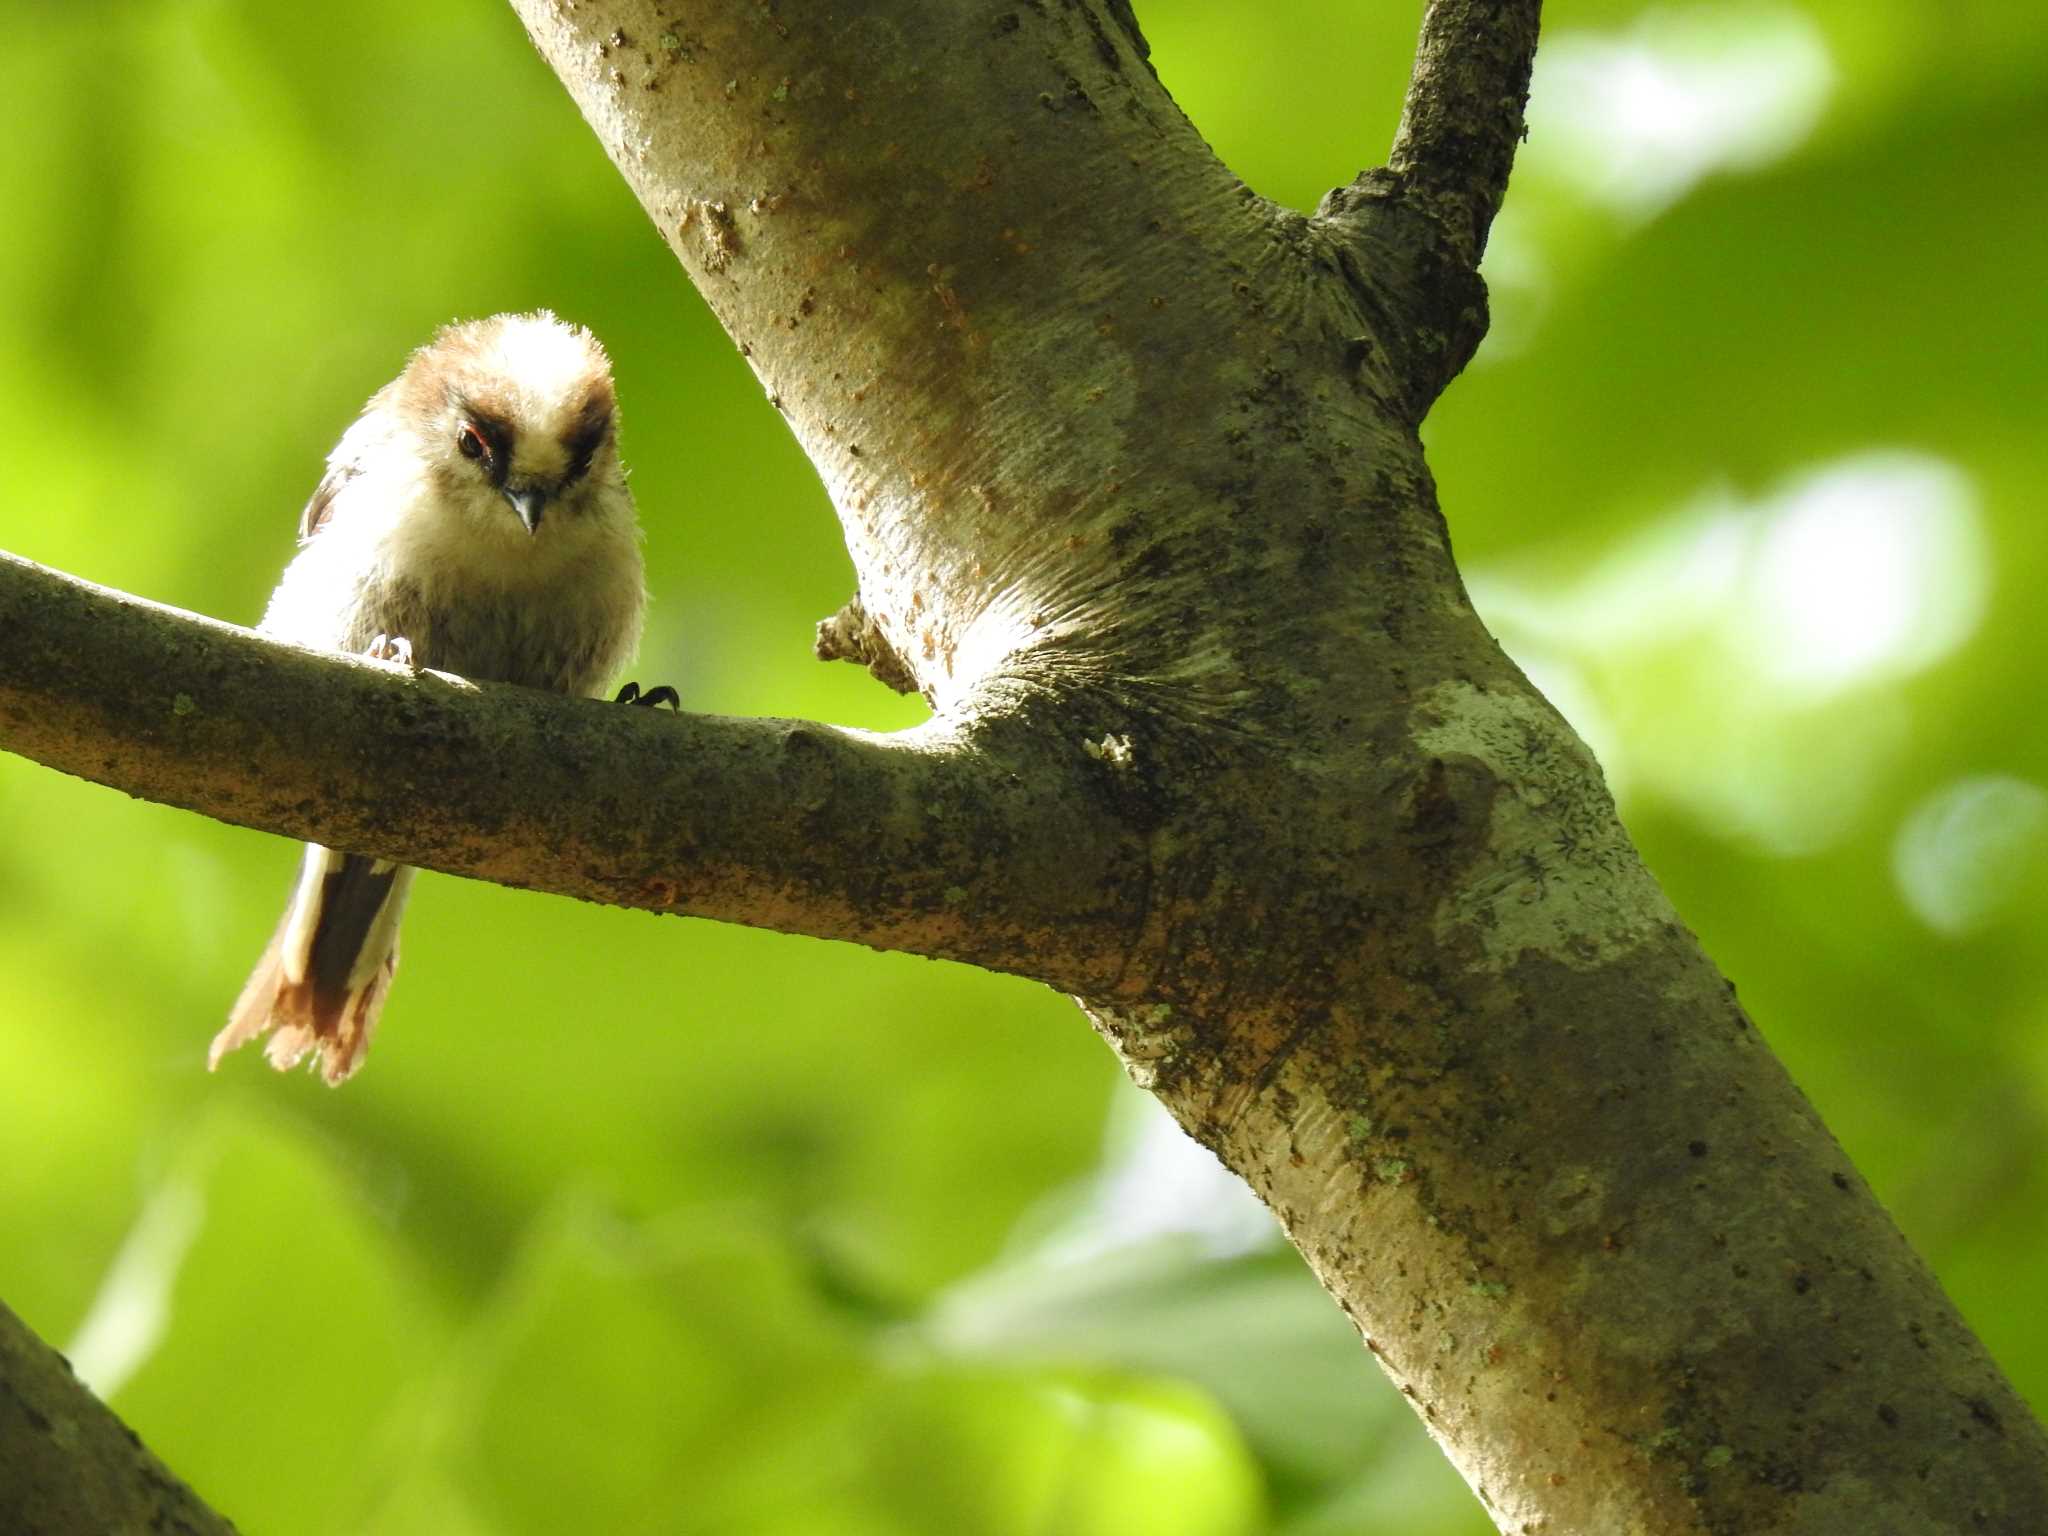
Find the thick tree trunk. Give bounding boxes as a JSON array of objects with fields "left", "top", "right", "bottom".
[
  {"left": 1, "top": 1, "right": 2043, "bottom": 1530},
  {"left": 505, "top": 1, "right": 2048, "bottom": 1528}
]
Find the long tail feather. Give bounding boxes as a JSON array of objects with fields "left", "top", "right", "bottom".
[{"left": 211, "top": 846, "right": 416, "bottom": 1085}]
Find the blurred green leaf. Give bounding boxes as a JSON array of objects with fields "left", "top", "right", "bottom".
[
  {"left": 848, "top": 1364, "right": 1263, "bottom": 1536},
  {"left": 89, "top": 1104, "right": 446, "bottom": 1535},
  {"left": 436, "top": 1202, "right": 866, "bottom": 1536}
]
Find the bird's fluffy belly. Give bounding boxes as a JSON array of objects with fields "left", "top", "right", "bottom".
[{"left": 342, "top": 567, "right": 626, "bottom": 696}]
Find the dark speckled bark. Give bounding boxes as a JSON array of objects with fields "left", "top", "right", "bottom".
[
  {"left": 1, "top": 1, "right": 2043, "bottom": 1530},
  {"left": 508, "top": 2, "right": 2048, "bottom": 1529},
  {"left": 0, "top": 1301, "right": 236, "bottom": 1535}
]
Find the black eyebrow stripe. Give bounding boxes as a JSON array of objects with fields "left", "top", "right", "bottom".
[
  {"left": 562, "top": 400, "right": 613, "bottom": 483},
  {"left": 460, "top": 406, "right": 515, "bottom": 486}
]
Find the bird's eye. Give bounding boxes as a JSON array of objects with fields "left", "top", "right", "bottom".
[{"left": 457, "top": 423, "right": 489, "bottom": 462}]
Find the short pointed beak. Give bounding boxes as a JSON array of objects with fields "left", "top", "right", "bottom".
[{"left": 502, "top": 483, "right": 549, "bottom": 535}]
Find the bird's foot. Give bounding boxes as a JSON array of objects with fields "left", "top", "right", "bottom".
[
  {"left": 615, "top": 681, "right": 680, "bottom": 710},
  {"left": 366, "top": 633, "right": 417, "bottom": 670}
]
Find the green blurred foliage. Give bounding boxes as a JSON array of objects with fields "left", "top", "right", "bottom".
[{"left": 1, "top": 2, "right": 2043, "bottom": 1532}]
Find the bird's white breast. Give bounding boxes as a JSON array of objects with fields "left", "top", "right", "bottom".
[{"left": 262, "top": 414, "right": 644, "bottom": 697}]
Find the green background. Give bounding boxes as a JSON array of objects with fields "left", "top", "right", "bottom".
[{"left": 3, "top": 2, "right": 2044, "bottom": 1532}]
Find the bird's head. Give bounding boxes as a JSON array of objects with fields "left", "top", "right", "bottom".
[{"left": 400, "top": 310, "right": 623, "bottom": 538}]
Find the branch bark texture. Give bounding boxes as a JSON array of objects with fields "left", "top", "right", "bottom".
[
  {"left": 1, "top": 1, "right": 2043, "bottom": 1531},
  {"left": 0, "top": 552, "right": 1148, "bottom": 992},
  {"left": 0, "top": 1300, "right": 235, "bottom": 1535},
  {"left": 1388, "top": 0, "right": 1544, "bottom": 269},
  {"left": 518, "top": 3, "right": 2047, "bottom": 1529}
]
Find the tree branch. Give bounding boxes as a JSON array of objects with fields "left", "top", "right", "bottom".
[
  {"left": 7, "top": 1, "right": 2047, "bottom": 1530},
  {"left": 500, "top": 6, "right": 2048, "bottom": 1530},
  {"left": 0, "top": 1300, "right": 235, "bottom": 1535},
  {"left": 1313, "top": 0, "right": 1541, "bottom": 413},
  {"left": 0, "top": 551, "right": 1150, "bottom": 995},
  {"left": 1387, "top": 0, "right": 1543, "bottom": 269}
]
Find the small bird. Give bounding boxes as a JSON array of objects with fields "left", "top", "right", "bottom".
[{"left": 212, "top": 311, "right": 662, "bottom": 1085}]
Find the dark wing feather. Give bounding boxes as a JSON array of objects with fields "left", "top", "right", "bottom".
[
  {"left": 300, "top": 385, "right": 397, "bottom": 540},
  {"left": 300, "top": 459, "right": 360, "bottom": 540}
]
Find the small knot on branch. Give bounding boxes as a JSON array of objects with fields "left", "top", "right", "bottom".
[{"left": 815, "top": 594, "right": 920, "bottom": 696}]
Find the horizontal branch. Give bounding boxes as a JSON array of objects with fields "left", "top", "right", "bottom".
[{"left": 0, "top": 551, "right": 1150, "bottom": 994}]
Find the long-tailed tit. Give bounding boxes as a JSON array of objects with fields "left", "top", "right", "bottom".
[{"left": 212, "top": 311, "right": 663, "bottom": 1085}]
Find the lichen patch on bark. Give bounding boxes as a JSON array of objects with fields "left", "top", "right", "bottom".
[{"left": 1412, "top": 679, "right": 1676, "bottom": 973}]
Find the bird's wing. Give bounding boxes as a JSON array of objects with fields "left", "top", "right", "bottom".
[
  {"left": 299, "top": 459, "right": 361, "bottom": 541},
  {"left": 299, "top": 385, "right": 398, "bottom": 541}
]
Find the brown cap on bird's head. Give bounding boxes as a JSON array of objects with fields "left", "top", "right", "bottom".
[{"left": 399, "top": 311, "right": 622, "bottom": 535}]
